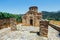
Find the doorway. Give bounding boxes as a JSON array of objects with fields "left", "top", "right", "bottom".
[{"left": 30, "top": 19, "right": 33, "bottom": 26}]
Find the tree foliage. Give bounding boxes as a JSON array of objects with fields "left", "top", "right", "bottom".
[{"left": 0, "top": 12, "right": 22, "bottom": 22}]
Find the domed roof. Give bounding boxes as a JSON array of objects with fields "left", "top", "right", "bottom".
[{"left": 29, "top": 6, "right": 38, "bottom": 9}]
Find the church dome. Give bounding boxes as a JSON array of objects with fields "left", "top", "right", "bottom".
[{"left": 29, "top": 6, "right": 38, "bottom": 12}]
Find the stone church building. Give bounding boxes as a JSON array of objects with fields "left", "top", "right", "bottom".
[{"left": 22, "top": 6, "right": 42, "bottom": 27}]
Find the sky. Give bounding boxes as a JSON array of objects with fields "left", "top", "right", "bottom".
[{"left": 0, "top": 0, "right": 60, "bottom": 14}]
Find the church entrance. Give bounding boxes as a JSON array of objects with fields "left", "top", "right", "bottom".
[{"left": 30, "top": 19, "right": 33, "bottom": 26}]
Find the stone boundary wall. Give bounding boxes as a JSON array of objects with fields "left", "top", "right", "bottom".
[
  {"left": 0, "top": 18, "right": 10, "bottom": 29},
  {"left": 0, "top": 18, "right": 17, "bottom": 29}
]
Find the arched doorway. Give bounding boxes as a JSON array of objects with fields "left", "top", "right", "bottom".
[{"left": 30, "top": 19, "right": 33, "bottom": 26}]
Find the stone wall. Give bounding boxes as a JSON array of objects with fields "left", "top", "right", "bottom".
[
  {"left": 0, "top": 18, "right": 10, "bottom": 29},
  {"left": 10, "top": 18, "right": 17, "bottom": 31},
  {"left": 39, "top": 20, "right": 49, "bottom": 37},
  {"left": 0, "top": 18, "right": 17, "bottom": 30}
]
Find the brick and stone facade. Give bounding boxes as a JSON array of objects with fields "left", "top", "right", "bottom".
[{"left": 22, "top": 6, "right": 42, "bottom": 27}]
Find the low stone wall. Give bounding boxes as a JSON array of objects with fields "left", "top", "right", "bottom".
[
  {"left": 0, "top": 18, "right": 10, "bottom": 29},
  {"left": 0, "top": 18, "right": 17, "bottom": 30}
]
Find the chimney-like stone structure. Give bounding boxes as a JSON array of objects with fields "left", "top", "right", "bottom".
[
  {"left": 10, "top": 18, "right": 17, "bottom": 31},
  {"left": 39, "top": 20, "right": 49, "bottom": 37}
]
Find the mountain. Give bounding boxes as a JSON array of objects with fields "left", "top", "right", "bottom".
[{"left": 42, "top": 11, "right": 60, "bottom": 21}]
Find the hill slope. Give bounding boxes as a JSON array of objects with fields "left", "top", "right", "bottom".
[{"left": 42, "top": 11, "right": 60, "bottom": 21}]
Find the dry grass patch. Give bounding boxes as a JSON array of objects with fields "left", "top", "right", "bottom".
[{"left": 50, "top": 20, "right": 60, "bottom": 26}]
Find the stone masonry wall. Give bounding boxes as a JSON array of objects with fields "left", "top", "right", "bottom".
[
  {"left": 0, "top": 18, "right": 17, "bottom": 30},
  {"left": 39, "top": 21, "right": 49, "bottom": 37},
  {"left": 10, "top": 18, "right": 17, "bottom": 31},
  {"left": 0, "top": 18, "right": 10, "bottom": 29}
]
